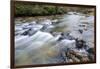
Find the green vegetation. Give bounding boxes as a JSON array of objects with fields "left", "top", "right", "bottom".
[
  {"left": 15, "top": 3, "right": 68, "bottom": 17},
  {"left": 15, "top": 3, "right": 94, "bottom": 17}
]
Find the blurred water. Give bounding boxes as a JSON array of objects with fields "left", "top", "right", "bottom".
[{"left": 15, "top": 12, "right": 94, "bottom": 65}]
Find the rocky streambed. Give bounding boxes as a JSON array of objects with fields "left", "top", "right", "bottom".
[{"left": 15, "top": 12, "right": 95, "bottom": 66}]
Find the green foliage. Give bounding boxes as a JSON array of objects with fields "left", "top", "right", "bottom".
[
  {"left": 15, "top": 3, "right": 68, "bottom": 16},
  {"left": 15, "top": 4, "right": 33, "bottom": 16},
  {"left": 15, "top": 3, "right": 94, "bottom": 16}
]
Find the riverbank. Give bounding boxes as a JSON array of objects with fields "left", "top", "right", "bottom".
[{"left": 15, "top": 14, "right": 64, "bottom": 24}]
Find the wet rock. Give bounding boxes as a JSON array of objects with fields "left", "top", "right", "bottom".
[
  {"left": 81, "top": 56, "right": 90, "bottom": 62},
  {"left": 58, "top": 32, "right": 75, "bottom": 41},
  {"left": 41, "top": 25, "right": 55, "bottom": 32},
  {"left": 88, "top": 54, "right": 95, "bottom": 61},
  {"left": 75, "top": 39, "right": 86, "bottom": 49},
  {"left": 28, "top": 29, "right": 37, "bottom": 36},
  {"left": 78, "top": 29, "right": 83, "bottom": 34},
  {"left": 87, "top": 48, "right": 95, "bottom": 54},
  {"left": 68, "top": 59, "right": 74, "bottom": 63},
  {"left": 21, "top": 30, "right": 29, "bottom": 35},
  {"left": 63, "top": 48, "right": 90, "bottom": 63},
  {"left": 21, "top": 28, "right": 36, "bottom": 36},
  {"left": 70, "top": 55, "right": 80, "bottom": 62}
]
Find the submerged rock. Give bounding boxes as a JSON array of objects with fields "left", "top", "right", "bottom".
[{"left": 76, "top": 39, "right": 86, "bottom": 49}]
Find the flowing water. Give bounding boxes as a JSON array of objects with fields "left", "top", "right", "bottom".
[{"left": 15, "top": 12, "right": 94, "bottom": 65}]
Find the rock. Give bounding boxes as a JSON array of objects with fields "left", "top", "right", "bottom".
[
  {"left": 41, "top": 25, "right": 55, "bottom": 32},
  {"left": 75, "top": 39, "right": 86, "bottom": 49},
  {"left": 57, "top": 32, "right": 75, "bottom": 41},
  {"left": 70, "top": 55, "right": 80, "bottom": 62},
  {"left": 68, "top": 59, "right": 74, "bottom": 63},
  {"left": 16, "top": 29, "right": 29, "bottom": 35},
  {"left": 81, "top": 56, "right": 90, "bottom": 62},
  {"left": 78, "top": 29, "right": 83, "bottom": 34},
  {"left": 87, "top": 48, "right": 95, "bottom": 54},
  {"left": 28, "top": 29, "right": 37, "bottom": 36},
  {"left": 88, "top": 54, "right": 95, "bottom": 61},
  {"left": 64, "top": 48, "right": 90, "bottom": 63},
  {"left": 21, "top": 30, "right": 29, "bottom": 35}
]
